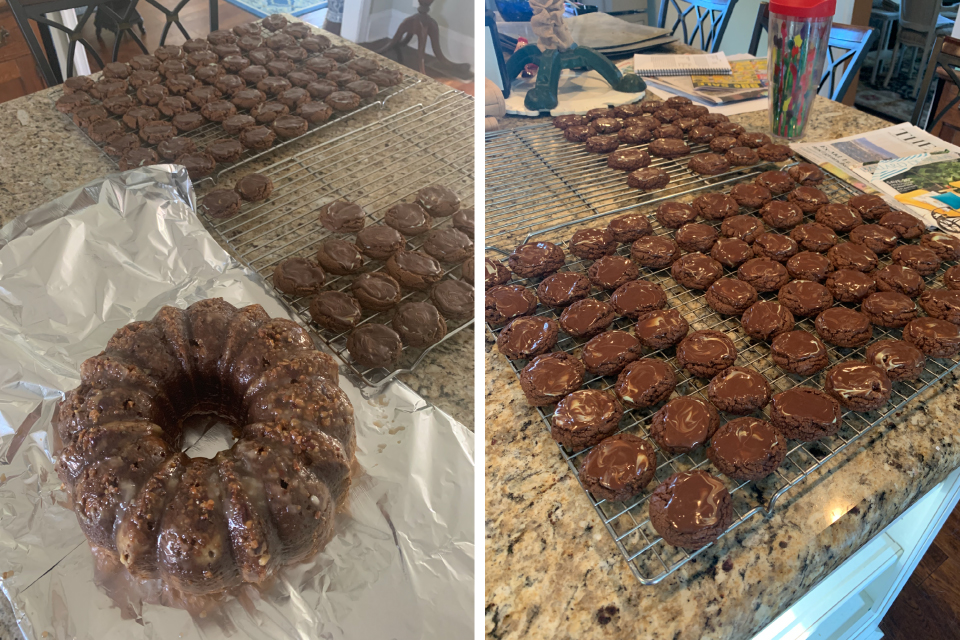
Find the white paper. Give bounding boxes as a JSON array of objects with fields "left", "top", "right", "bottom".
[{"left": 633, "top": 52, "right": 730, "bottom": 76}]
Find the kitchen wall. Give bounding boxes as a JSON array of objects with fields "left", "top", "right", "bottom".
[{"left": 359, "top": 0, "right": 474, "bottom": 70}]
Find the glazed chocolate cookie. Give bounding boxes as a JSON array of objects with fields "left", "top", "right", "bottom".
[
  {"left": 657, "top": 202, "right": 698, "bottom": 229},
  {"left": 675, "top": 222, "right": 718, "bottom": 253},
  {"left": 626, "top": 167, "right": 670, "bottom": 190},
  {"left": 104, "top": 132, "right": 141, "bottom": 157},
  {"left": 272, "top": 257, "right": 325, "bottom": 296},
  {"left": 176, "top": 152, "right": 216, "bottom": 179},
  {"left": 383, "top": 202, "right": 430, "bottom": 236},
  {"left": 920, "top": 232, "right": 960, "bottom": 261},
  {"left": 102, "top": 94, "right": 135, "bottom": 115},
  {"left": 649, "top": 470, "right": 733, "bottom": 549},
  {"left": 787, "top": 163, "right": 824, "bottom": 186},
  {"left": 919, "top": 289, "right": 960, "bottom": 324},
  {"left": 251, "top": 101, "right": 289, "bottom": 123},
  {"left": 711, "top": 237, "right": 754, "bottom": 269},
  {"left": 707, "top": 417, "right": 785, "bottom": 481},
  {"left": 581, "top": 330, "right": 642, "bottom": 376},
  {"left": 738, "top": 132, "right": 772, "bottom": 149},
  {"left": 318, "top": 200, "right": 365, "bottom": 232},
  {"left": 788, "top": 186, "right": 829, "bottom": 213},
  {"left": 608, "top": 148, "right": 650, "bottom": 171},
  {"left": 694, "top": 193, "right": 739, "bottom": 221},
  {"left": 649, "top": 396, "right": 720, "bottom": 454},
  {"left": 553, "top": 114, "right": 590, "bottom": 129},
  {"left": 588, "top": 255, "right": 638, "bottom": 290},
  {"left": 200, "top": 99, "right": 237, "bottom": 122},
  {"left": 485, "top": 258, "right": 511, "bottom": 288},
  {"left": 519, "top": 352, "right": 585, "bottom": 406},
  {"left": 891, "top": 245, "right": 940, "bottom": 276},
  {"left": 676, "top": 330, "right": 737, "bottom": 378},
  {"left": 347, "top": 324, "right": 403, "bottom": 369},
  {"left": 610, "top": 280, "right": 666, "bottom": 319},
  {"left": 223, "top": 114, "right": 257, "bottom": 135},
  {"left": 903, "top": 317, "right": 960, "bottom": 357},
  {"left": 875, "top": 264, "right": 925, "bottom": 298},
  {"left": 671, "top": 252, "right": 723, "bottom": 290},
  {"left": 653, "top": 124, "right": 683, "bottom": 139},
  {"left": 592, "top": 117, "right": 622, "bottom": 134},
  {"left": 862, "top": 291, "right": 917, "bottom": 328},
  {"left": 235, "top": 173, "right": 273, "bottom": 202},
  {"left": 740, "top": 301, "right": 794, "bottom": 341},
  {"left": 508, "top": 241, "right": 565, "bottom": 278},
  {"left": 564, "top": 125, "right": 594, "bottom": 142},
  {"left": 825, "top": 269, "right": 876, "bottom": 303},
  {"left": 708, "top": 366, "right": 770, "bottom": 415},
  {"left": 55, "top": 92, "right": 92, "bottom": 114},
  {"left": 62, "top": 75, "right": 94, "bottom": 93},
  {"left": 351, "top": 272, "right": 402, "bottom": 311},
  {"left": 123, "top": 106, "right": 157, "bottom": 130},
  {"left": 715, "top": 122, "right": 745, "bottom": 136},
  {"left": 752, "top": 232, "right": 798, "bottom": 262},
  {"left": 725, "top": 146, "right": 759, "bottom": 166},
  {"left": 815, "top": 203, "right": 862, "bottom": 233},
  {"left": 848, "top": 194, "right": 893, "bottom": 221},
  {"left": 496, "top": 316, "right": 558, "bottom": 360},
  {"left": 737, "top": 257, "right": 790, "bottom": 292},
  {"left": 648, "top": 138, "right": 690, "bottom": 158},
  {"left": 787, "top": 251, "right": 832, "bottom": 282},
  {"left": 866, "top": 339, "right": 925, "bottom": 381},
  {"left": 484, "top": 284, "right": 537, "bottom": 325},
  {"left": 272, "top": 114, "right": 308, "bottom": 138},
  {"left": 635, "top": 308, "right": 689, "bottom": 349},
  {"left": 791, "top": 222, "right": 839, "bottom": 253},
  {"left": 569, "top": 228, "right": 616, "bottom": 260},
  {"left": 452, "top": 207, "right": 474, "bottom": 238},
  {"left": 709, "top": 135, "right": 739, "bottom": 153},
  {"left": 849, "top": 224, "right": 899, "bottom": 254},
  {"left": 778, "top": 280, "right": 833, "bottom": 317},
  {"left": 139, "top": 120, "right": 177, "bottom": 144},
  {"left": 391, "top": 302, "right": 447, "bottom": 348},
  {"left": 824, "top": 361, "right": 891, "bottom": 411},
  {"left": 385, "top": 249, "right": 444, "bottom": 290},
  {"left": 417, "top": 184, "right": 461, "bottom": 217},
  {"left": 770, "top": 330, "right": 829, "bottom": 375},
  {"left": 579, "top": 433, "right": 657, "bottom": 502},
  {"left": 770, "top": 387, "right": 842, "bottom": 441},
  {"left": 730, "top": 184, "right": 772, "bottom": 209},
  {"left": 618, "top": 126, "right": 654, "bottom": 144},
  {"left": 356, "top": 225, "right": 404, "bottom": 260},
  {"left": 721, "top": 215, "right": 763, "bottom": 244},
  {"left": 315, "top": 239, "right": 364, "bottom": 275},
  {"left": 607, "top": 212, "right": 653, "bottom": 242},
  {"left": 239, "top": 125, "right": 276, "bottom": 150},
  {"left": 755, "top": 170, "right": 796, "bottom": 195},
  {"left": 587, "top": 107, "right": 617, "bottom": 120},
  {"left": 422, "top": 228, "right": 473, "bottom": 263},
  {"left": 828, "top": 242, "right": 878, "bottom": 272},
  {"left": 654, "top": 108, "right": 681, "bottom": 123},
  {"left": 171, "top": 112, "right": 206, "bottom": 133},
  {"left": 551, "top": 390, "right": 623, "bottom": 451},
  {"left": 207, "top": 138, "right": 244, "bottom": 163},
  {"left": 309, "top": 291, "right": 362, "bottom": 332},
  {"left": 585, "top": 135, "right": 620, "bottom": 154},
  {"left": 537, "top": 271, "right": 591, "bottom": 308},
  {"left": 879, "top": 210, "right": 925, "bottom": 239},
  {"left": 615, "top": 358, "right": 676, "bottom": 409},
  {"left": 761, "top": 201, "right": 803, "bottom": 229},
  {"left": 198, "top": 189, "right": 241, "bottom": 219},
  {"left": 88, "top": 119, "right": 123, "bottom": 143},
  {"left": 156, "top": 137, "right": 195, "bottom": 161},
  {"left": 757, "top": 143, "right": 793, "bottom": 162},
  {"left": 687, "top": 125, "right": 716, "bottom": 144},
  {"left": 815, "top": 307, "right": 873, "bottom": 347},
  {"left": 945, "top": 265, "right": 960, "bottom": 290},
  {"left": 631, "top": 236, "right": 680, "bottom": 268},
  {"left": 559, "top": 298, "right": 616, "bottom": 338},
  {"left": 688, "top": 153, "right": 731, "bottom": 176},
  {"left": 705, "top": 278, "right": 758, "bottom": 316}
]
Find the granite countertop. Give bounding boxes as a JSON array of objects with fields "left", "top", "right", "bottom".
[
  {"left": 0, "top": 27, "right": 473, "bottom": 430},
  {"left": 483, "top": 100, "right": 960, "bottom": 639}
]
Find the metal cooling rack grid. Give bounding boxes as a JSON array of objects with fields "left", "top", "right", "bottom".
[
  {"left": 55, "top": 68, "right": 421, "bottom": 187},
  {"left": 485, "top": 126, "right": 960, "bottom": 585},
  {"left": 201, "top": 91, "right": 474, "bottom": 387}
]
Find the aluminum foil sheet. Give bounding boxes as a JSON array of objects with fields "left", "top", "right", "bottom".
[{"left": 0, "top": 165, "right": 474, "bottom": 640}]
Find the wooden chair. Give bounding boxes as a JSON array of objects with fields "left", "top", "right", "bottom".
[
  {"left": 748, "top": 2, "right": 877, "bottom": 103},
  {"left": 656, "top": 0, "right": 739, "bottom": 54},
  {"left": 7, "top": 0, "right": 219, "bottom": 86},
  {"left": 911, "top": 35, "right": 960, "bottom": 132}
]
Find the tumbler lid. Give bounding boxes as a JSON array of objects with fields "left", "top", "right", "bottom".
[{"left": 769, "top": 0, "right": 835, "bottom": 18}]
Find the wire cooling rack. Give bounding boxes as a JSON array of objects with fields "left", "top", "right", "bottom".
[
  {"left": 200, "top": 90, "right": 474, "bottom": 387},
  {"left": 485, "top": 123, "right": 960, "bottom": 585},
  {"left": 56, "top": 62, "right": 420, "bottom": 187}
]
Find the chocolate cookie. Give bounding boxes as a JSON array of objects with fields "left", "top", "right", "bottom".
[
  {"left": 787, "top": 251, "right": 832, "bottom": 282},
  {"left": 770, "top": 330, "right": 829, "bottom": 375},
  {"left": 671, "top": 252, "right": 723, "bottom": 290},
  {"left": 298, "top": 101, "right": 333, "bottom": 124},
  {"left": 223, "top": 114, "right": 257, "bottom": 134},
  {"left": 740, "top": 301, "right": 794, "bottom": 341},
  {"left": 88, "top": 119, "right": 123, "bottom": 143},
  {"left": 496, "top": 316, "right": 559, "bottom": 360},
  {"left": 725, "top": 146, "right": 759, "bottom": 166},
  {"left": 356, "top": 225, "right": 404, "bottom": 260},
  {"left": 199, "top": 99, "right": 237, "bottom": 122},
  {"left": 537, "top": 271, "right": 591, "bottom": 307},
  {"left": 828, "top": 242, "right": 878, "bottom": 272},
  {"left": 787, "top": 163, "right": 824, "bottom": 185},
  {"left": 648, "top": 138, "right": 690, "bottom": 158},
  {"left": 849, "top": 224, "right": 899, "bottom": 254},
  {"left": 788, "top": 186, "right": 829, "bottom": 213},
  {"left": 351, "top": 272, "right": 402, "bottom": 310},
  {"left": 309, "top": 290, "right": 362, "bottom": 332},
  {"left": 862, "top": 291, "right": 917, "bottom": 328},
  {"left": 631, "top": 236, "right": 680, "bottom": 268},
  {"left": 866, "top": 339, "right": 925, "bottom": 381},
  {"left": 251, "top": 101, "right": 289, "bottom": 123},
  {"left": 761, "top": 201, "right": 803, "bottom": 229},
  {"left": 707, "top": 417, "right": 785, "bottom": 481},
  {"left": 272, "top": 257, "right": 325, "bottom": 296},
  {"left": 73, "top": 105, "right": 109, "bottom": 128},
  {"left": 153, "top": 44, "right": 184, "bottom": 61},
  {"left": 615, "top": 358, "right": 676, "bottom": 409},
  {"left": 693, "top": 193, "right": 739, "bottom": 221},
  {"left": 875, "top": 264, "right": 925, "bottom": 298},
  {"left": 607, "top": 147, "right": 650, "bottom": 171},
  {"left": 138, "top": 120, "right": 177, "bottom": 144},
  {"left": 618, "top": 126, "right": 654, "bottom": 144},
  {"left": 384, "top": 202, "right": 431, "bottom": 236},
  {"left": 485, "top": 284, "right": 538, "bottom": 325},
  {"left": 177, "top": 152, "right": 216, "bottom": 179},
  {"left": 753, "top": 232, "right": 798, "bottom": 262},
  {"left": 688, "top": 152, "right": 731, "bottom": 176},
  {"left": 385, "top": 249, "right": 443, "bottom": 290},
  {"left": 508, "top": 241, "right": 565, "bottom": 278},
  {"left": 709, "top": 135, "right": 739, "bottom": 153},
  {"left": 814, "top": 203, "right": 861, "bottom": 234},
  {"left": 676, "top": 330, "right": 737, "bottom": 378},
  {"left": 715, "top": 122, "right": 745, "bottom": 137},
  {"left": 626, "top": 167, "right": 670, "bottom": 190},
  {"left": 315, "top": 239, "right": 364, "bottom": 275},
  {"left": 582, "top": 330, "right": 642, "bottom": 376},
  {"left": 553, "top": 114, "right": 590, "bottom": 129},
  {"left": 708, "top": 366, "right": 770, "bottom": 415},
  {"left": 825, "top": 269, "right": 876, "bottom": 303},
  {"left": 272, "top": 114, "right": 308, "bottom": 138},
  {"left": 587, "top": 255, "right": 637, "bottom": 290},
  {"left": 55, "top": 92, "right": 92, "bottom": 114},
  {"left": 653, "top": 124, "right": 683, "bottom": 139},
  {"left": 757, "top": 143, "right": 793, "bottom": 162},
  {"left": 391, "top": 302, "right": 446, "bottom": 348},
  {"left": 919, "top": 289, "right": 960, "bottom": 324},
  {"left": 770, "top": 387, "right": 841, "bottom": 441},
  {"left": 635, "top": 308, "right": 689, "bottom": 349},
  {"left": 239, "top": 125, "right": 276, "bottom": 150},
  {"left": 778, "top": 280, "right": 833, "bottom": 317},
  {"left": 730, "top": 184, "right": 772, "bottom": 209},
  {"left": 416, "top": 184, "right": 461, "bottom": 217},
  {"left": 234, "top": 173, "right": 273, "bottom": 202},
  {"left": 945, "top": 265, "right": 960, "bottom": 290},
  {"left": 738, "top": 132, "right": 771, "bottom": 149},
  {"left": 903, "top": 317, "right": 960, "bottom": 357},
  {"left": 921, "top": 232, "right": 960, "bottom": 261},
  {"left": 431, "top": 279, "right": 473, "bottom": 320},
  {"left": 737, "top": 258, "right": 790, "bottom": 292},
  {"left": 564, "top": 125, "right": 593, "bottom": 142},
  {"left": 687, "top": 125, "right": 716, "bottom": 144},
  {"left": 815, "top": 307, "right": 873, "bottom": 347},
  {"left": 231, "top": 87, "right": 266, "bottom": 109},
  {"left": 654, "top": 107, "right": 681, "bottom": 123},
  {"left": 316, "top": 200, "right": 365, "bottom": 233},
  {"left": 171, "top": 112, "right": 205, "bottom": 133},
  {"left": 559, "top": 298, "right": 616, "bottom": 338},
  {"left": 551, "top": 390, "right": 623, "bottom": 451},
  {"left": 592, "top": 117, "right": 622, "bottom": 134},
  {"left": 649, "top": 470, "right": 732, "bottom": 549},
  {"left": 755, "top": 170, "right": 796, "bottom": 195},
  {"left": 569, "top": 228, "right": 616, "bottom": 260},
  {"left": 102, "top": 94, "right": 135, "bottom": 115},
  {"left": 519, "top": 352, "right": 585, "bottom": 406},
  {"left": 879, "top": 210, "right": 925, "bottom": 239},
  {"left": 711, "top": 237, "right": 754, "bottom": 269},
  {"left": 198, "top": 189, "right": 241, "bottom": 219},
  {"left": 347, "top": 324, "right": 403, "bottom": 369},
  {"left": 155, "top": 136, "right": 194, "bottom": 161},
  {"left": 721, "top": 215, "right": 763, "bottom": 244},
  {"left": 675, "top": 222, "right": 718, "bottom": 253},
  {"left": 63, "top": 75, "right": 94, "bottom": 93},
  {"left": 579, "top": 433, "right": 657, "bottom": 502},
  {"left": 791, "top": 222, "right": 839, "bottom": 253},
  {"left": 104, "top": 132, "right": 140, "bottom": 157},
  {"left": 848, "top": 194, "right": 893, "bottom": 221},
  {"left": 891, "top": 245, "right": 940, "bottom": 276},
  {"left": 824, "top": 361, "right": 891, "bottom": 411},
  {"left": 422, "top": 228, "right": 473, "bottom": 263},
  {"left": 650, "top": 396, "right": 720, "bottom": 454},
  {"left": 657, "top": 202, "right": 698, "bottom": 229},
  {"left": 609, "top": 280, "right": 666, "bottom": 319},
  {"left": 705, "top": 278, "right": 758, "bottom": 316},
  {"left": 607, "top": 212, "right": 652, "bottom": 242},
  {"left": 207, "top": 138, "right": 244, "bottom": 163}
]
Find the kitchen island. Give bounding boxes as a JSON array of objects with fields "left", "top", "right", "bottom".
[{"left": 485, "top": 97, "right": 960, "bottom": 639}]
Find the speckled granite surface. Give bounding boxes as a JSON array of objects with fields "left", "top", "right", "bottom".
[{"left": 483, "top": 101, "right": 957, "bottom": 640}]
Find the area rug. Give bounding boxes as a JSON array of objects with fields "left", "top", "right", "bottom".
[
  {"left": 855, "top": 57, "right": 937, "bottom": 124},
  {"left": 221, "top": 0, "right": 326, "bottom": 18}
]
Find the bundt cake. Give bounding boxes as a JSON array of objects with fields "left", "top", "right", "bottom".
[{"left": 54, "top": 298, "right": 354, "bottom": 595}]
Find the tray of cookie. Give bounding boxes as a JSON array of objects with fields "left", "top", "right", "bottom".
[
  {"left": 52, "top": 13, "right": 418, "bottom": 186},
  {"left": 199, "top": 91, "right": 474, "bottom": 387},
  {"left": 484, "top": 97, "right": 960, "bottom": 584}
]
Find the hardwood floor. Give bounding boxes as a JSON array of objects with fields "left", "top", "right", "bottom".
[{"left": 880, "top": 505, "right": 960, "bottom": 639}]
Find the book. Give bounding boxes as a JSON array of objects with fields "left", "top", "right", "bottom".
[
  {"left": 692, "top": 59, "right": 767, "bottom": 91},
  {"left": 632, "top": 52, "right": 731, "bottom": 77}
]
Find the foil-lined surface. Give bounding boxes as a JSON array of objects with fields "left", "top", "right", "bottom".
[{"left": 0, "top": 165, "right": 474, "bottom": 640}]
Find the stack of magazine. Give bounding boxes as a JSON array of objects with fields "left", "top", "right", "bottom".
[{"left": 640, "top": 56, "right": 768, "bottom": 105}]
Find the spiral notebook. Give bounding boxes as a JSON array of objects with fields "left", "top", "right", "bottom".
[{"left": 633, "top": 52, "right": 731, "bottom": 77}]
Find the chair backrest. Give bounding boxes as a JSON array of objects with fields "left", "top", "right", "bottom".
[
  {"left": 656, "top": 0, "right": 739, "bottom": 54},
  {"left": 911, "top": 35, "right": 960, "bottom": 131},
  {"left": 901, "top": 0, "right": 942, "bottom": 33},
  {"left": 747, "top": 2, "right": 877, "bottom": 102}
]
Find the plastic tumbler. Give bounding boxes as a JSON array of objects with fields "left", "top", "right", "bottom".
[{"left": 767, "top": 0, "right": 835, "bottom": 139}]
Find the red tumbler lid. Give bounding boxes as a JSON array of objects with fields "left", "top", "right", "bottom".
[{"left": 768, "top": 0, "right": 836, "bottom": 18}]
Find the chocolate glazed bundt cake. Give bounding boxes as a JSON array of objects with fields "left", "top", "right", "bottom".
[{"left": 54, "top": 298, "right": 355, "bottom": 595}]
